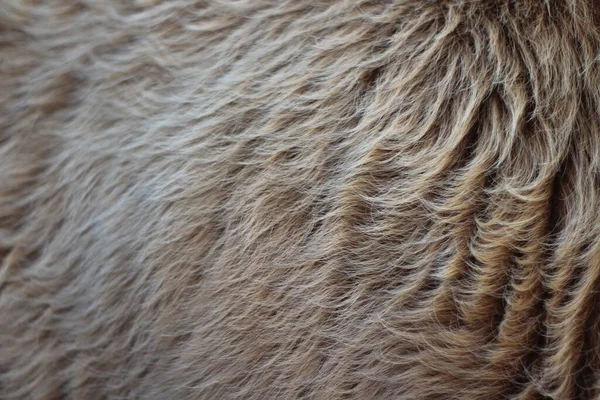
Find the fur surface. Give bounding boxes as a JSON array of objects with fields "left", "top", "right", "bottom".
[{"left": 2, "top": 0, "right": 600, "bottom": 398}]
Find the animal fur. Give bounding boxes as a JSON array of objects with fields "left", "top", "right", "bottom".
[{"left": 2, "top": 0, "right": 600, "bottom": 398}]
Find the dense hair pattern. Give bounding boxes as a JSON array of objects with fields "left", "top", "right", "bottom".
[{"left": 2, "top": 0, "right": 600, "bottom": 398}]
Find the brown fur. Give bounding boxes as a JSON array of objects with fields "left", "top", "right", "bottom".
[{"left": 2, "top": 1, "right": 600, "bottom": 398}]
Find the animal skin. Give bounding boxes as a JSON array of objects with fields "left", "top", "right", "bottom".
[{"left": 2, "top": 0, "right": 600, "bottom": 399}]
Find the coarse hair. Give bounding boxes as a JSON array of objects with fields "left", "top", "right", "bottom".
[{"left": 2, "top": 0, "right": 600, "bottom": 398}]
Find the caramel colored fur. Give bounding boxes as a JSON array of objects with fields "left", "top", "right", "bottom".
[{"left": 2, "top": 1, "right": 600, "bottom": 399}]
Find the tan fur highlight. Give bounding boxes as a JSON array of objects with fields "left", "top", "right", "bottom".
[{"left": 2, "top": 1, "right": 600, "bottom": 399}]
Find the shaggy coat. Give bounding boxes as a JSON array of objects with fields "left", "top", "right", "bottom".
[{"left": 2, "top": 0, "right": 600, "bottom": 399}]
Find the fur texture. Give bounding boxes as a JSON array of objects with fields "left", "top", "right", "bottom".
[{"left": 2, "top": 0, "right": 600, "bottom": 398}]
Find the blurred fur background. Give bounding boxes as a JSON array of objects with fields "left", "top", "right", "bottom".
[{"left": 2, "top": 1, "right": 600, "bottom": 398}]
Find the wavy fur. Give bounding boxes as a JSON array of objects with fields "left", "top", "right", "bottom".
[{"left": 2, "top": 0, "right": 600, "bottom": 398}]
